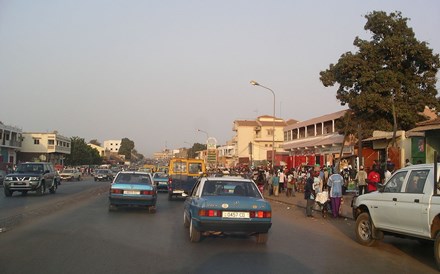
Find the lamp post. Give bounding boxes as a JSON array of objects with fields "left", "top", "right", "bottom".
[{"left": 250, "top": 80, "right": 276, "bottom": 170}]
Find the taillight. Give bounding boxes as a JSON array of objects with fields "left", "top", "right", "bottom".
[
  {"left": 111, "top": 189, "right": 123, "bottom": 194},
  {"left": 250, "top": 211, "right": 271, "bottom": 218},
  {"left": 199, "top": 209, "right": 221, "bottom": 217},
  {"left": 141, "top": 190, "right": 154, "bottom": 195}
]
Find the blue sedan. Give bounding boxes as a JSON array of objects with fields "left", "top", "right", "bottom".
[
  {"left": 183, "top": 176, "right": 272, "bottom": 243},
  {"left": 109, "top": 172, "right": 157, "bottom": 213}
]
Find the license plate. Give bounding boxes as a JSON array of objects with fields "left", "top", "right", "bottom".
[
  {"left": 173, "top": 190, "right": 184, "bottom": 194},
  {"left": 124, "top": 190, "right": 140, "bottom": 195},
  {"left": 222, "top": 211, "right": 250, "bottom": 219}
]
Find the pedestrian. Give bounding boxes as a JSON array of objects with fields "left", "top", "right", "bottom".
[
  {"left": 327, "top": 171, "right": 344, "bottom": 218},
  {"left": 355, "top": 166, "right": 368, "bottom": 195},
  {"left": 286, "top": 171, "right": 294, "bottom": 197},
  {"left": 272, "top": 171, "right": 280, "bottom": 197},
  {"left": 279, "top": 169, "right": 286, "bottom": 193},
  {"left": 267, "top": 171, "right": 274, "bottom": 196},
  {"left": 367, "top": 165, "right": 381, "bottom": 193},
  {"left": 304, "top": 169, "right": 315, "bottom": 217},
  {"left": 405, "top": 158, "right": 412, "bottom": 167}
]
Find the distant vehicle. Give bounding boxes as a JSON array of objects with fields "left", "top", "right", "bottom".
[
  {"left": 109, "top": 171, "right": 157, "bottom": 213},
  {"left": 3, "top": 162, "right": 59, "bottom": 196},
  {"left": 183, "top": 176, "right": 272, "bottom": 243},
  {"left": 152, "top": 172, "right": 168, "bottom": 191},
  {"left": 94, "top": 169, "right": 114, "bottom": 182},
  {"left": 60, "top": 168, "right": 82, "bottom": 181},
  {"left": 167, "top": 158, "right": 205, "bottom": 200}
]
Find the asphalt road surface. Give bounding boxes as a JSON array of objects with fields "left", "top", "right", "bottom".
[{"left": 0, "top": 179, "right": 438, "bottom": 274}]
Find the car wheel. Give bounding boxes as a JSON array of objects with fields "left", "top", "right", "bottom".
[
  {"left": 148, "top": 206, "right": 157, "bottom": 214},
  {"left": 183, "top": 211, "right": 190, "bottom": 228},
  {"left": 4, "top": 187, "right": 12, "bottom": 197},
  {"left": 94, "top": 178, "right": 97, "bottom": 182},
  {"left": 435, "top": 232, "right": 440, "bottom": 270},
  {"left": 109, "top": 204, "right": 117, "bottom": 212},
  {"left": 189, "top": 219, "right": 201, "bottom": 243},
  {"left": 49, "top": 182, "right": 57, "bottom": 194},
  {"left": 355, "top": 212, "right": 377, "bottom": 246},
  {"left": 37, "top": 182, "right": 46, "bottom": 196},
  {"left": 256, "top": 233, "right": 268, "bottom": 244}
]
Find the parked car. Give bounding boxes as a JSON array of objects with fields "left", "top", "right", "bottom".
[
  {"left": 94, "top": 169, "right": 114, "bottom": 181},
  {"left": 108, "top": 171, "right": 157, "bottom": 213},
  {"left": 153, "top": 172, "right": 168, "bottom": 192},
  {"left": 183, "top": 176, "right": 272, "bottom": 243},
  {"left": 352, "top": 158, "right": 440, "bottom": 269},
  {"left": 60, "top": 168, "right": 82, "bottom": 181},
  {"left": 3, "top": 162, "right": 59, "bottom": 196}
]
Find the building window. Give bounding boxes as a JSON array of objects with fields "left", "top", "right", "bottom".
[
  {"left": 48, "top": 139, "right": 55, "bottom": 145},
  {"left": 267, "top": 129, "right": 274, "bottom": 136},
  {"left": 5, "top": 133, "right": 10, "bottom": 141},
  {"left": 34, "top": 139, "right": 40, "bottom": 145}
]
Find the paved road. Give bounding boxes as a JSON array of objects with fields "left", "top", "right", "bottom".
[{"left": 0, "top": 185, "right": 438, "bottom": 273}]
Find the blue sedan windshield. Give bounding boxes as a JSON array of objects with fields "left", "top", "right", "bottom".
[
  {"left": 202, "top": 181, "right": 261, "bottom": 198},
  {"left": 115, "top": 174, "right": 152, "bottom": 185}
]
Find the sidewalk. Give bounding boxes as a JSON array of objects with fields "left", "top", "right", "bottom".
[{"left": 263, "top": 189, "right": 355, "bottom": 219}]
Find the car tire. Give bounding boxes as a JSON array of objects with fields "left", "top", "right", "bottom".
[
  {"left": 256, "top": 233, "right": 268, "bottom": 244},
  {"left": 37, "top": 182, "right": 46, "bottom": 196},
  {"left": 49, "top": 182, "right": 57, "bottom": 194},
  {"left": 435, "top": 232, "right": 440, "bottom": 270},
  {"left": 94, "top": 178, "right": 97, "bottom": 182},
  {"left": 148, "top": 206, "right": 157, "bottom": 214},
  {"left": 189, "top": 219, "right": 201, "bottom": 243},
  {"left": 4, "top": 187, "right": 12, "bottom": 197},
  {"left": 355, "top": 212, "right": 377, "bottom": 246},
  {"left": 183, "top": 211, "right": 190, "bottom": 228}
]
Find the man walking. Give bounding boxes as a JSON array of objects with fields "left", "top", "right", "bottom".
[
  {"left": 355, "top": 166, "right": 368, "bottom": 195},
  {"left": 327, "top": 171, "right": 344, "bottom": 218}
]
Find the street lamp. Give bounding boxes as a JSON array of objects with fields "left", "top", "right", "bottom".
[
  {"left": 250, "top": 80, "right": 276, "bottom": 170},
  {"left": 196, "top": 129, "right": 209, "bottom": 140}
]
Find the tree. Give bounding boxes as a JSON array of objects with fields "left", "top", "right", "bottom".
[
  {"left": 119, "top": 138, "right": 135, "bottom": 160},
  {"left": 65, "top": 137, "right": 102, "bottom": 166},
  {"left": 187, "top": 143, "right": 206, "bottom": 158},
  {"left": 320, "top": 11, "right": 440, "bottom": 144},
  {"left": 89, "top": 139, "right": 101, "bottom": 146}
]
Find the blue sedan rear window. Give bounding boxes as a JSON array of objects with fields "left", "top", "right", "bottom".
[
  {"left": 115, "top": 174, "right": 152, "bottom": 185},
  {"left": 202, "top": 181, "right": 261, "bottom": 198}
]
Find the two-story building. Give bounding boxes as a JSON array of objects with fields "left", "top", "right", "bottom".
[
  {"left": 18, "top": 131, "right": 71, "bottom": 165},
  {"left": 232, "top": 116, "right": 292, "bottom": 167},
  {"left": 282, "top": 110, "right": 354, "bottom": 168},
  {"left": 103, "top": 140, "right": 121, "bottom": 153},
  {"left": 0, "top": 122, "right": 22, "bottom": 167}
]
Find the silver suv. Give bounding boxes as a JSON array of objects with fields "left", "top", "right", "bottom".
[{"left": 3, "top": 162, "right": 60, "bottom": 197}]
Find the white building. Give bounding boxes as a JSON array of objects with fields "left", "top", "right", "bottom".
[
  {"left": 0, "top": 122, "right": 22, "bottom": 166},
  {"left": 20, "top": 131, "right": 71, "bottom": 165},
  {"left": 104, "top": 140, "right": 121, "bottom": 153}
]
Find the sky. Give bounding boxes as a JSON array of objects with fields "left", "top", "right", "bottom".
[{"left": 1, "top": 1, "right": 439, "bottom": 157}]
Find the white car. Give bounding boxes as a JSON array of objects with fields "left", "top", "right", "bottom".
[{"left": 60, "top": 169, "right": 82, "bottom": 181}]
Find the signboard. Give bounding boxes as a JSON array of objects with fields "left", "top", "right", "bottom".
[{"left": 207, "top": 137, "right": 217, "bottom": 163}]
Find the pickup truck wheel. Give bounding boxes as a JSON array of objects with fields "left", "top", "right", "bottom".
[
  {"left": 435, "top": 232, "right": 440, "bottom": 269},
  {"left": 183, "top": 211, "right": 190, "bottom": 228},
  {"left": 37, "top": 182, "right": 46, "bottom": 196},
  {"left": 256, "top": 233, "right": 268, "bottom": 244},
  {"left": 355, "top": 212, "right": 377, "bottom": 246},
  {"left": 4, "top": 187, "right": 12, "bottom": 197},
  {"left": 189, "top": 219, "right": 201, "bottom": 243}
]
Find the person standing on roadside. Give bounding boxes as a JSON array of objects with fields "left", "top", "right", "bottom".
[
  {"left": 272, "top": 171, "right": 280, "bottom": 197},
  {"left": 367, "top": 165, "right": 381, "bottom": 193},
  {"left": 327, "top": 171, "right": 344, "bottom": 218},
  {"left": 304, "top": 170, "right": 315, "bottom": 217},
  {"left": 355, "top": 166, "right": 368, "bottom": 195},
  {"left": 286, "top": 171, "right": 294, "bottom": 197},
  {"left": 279, "top": 169, "right": 286, "bottom": 193}
]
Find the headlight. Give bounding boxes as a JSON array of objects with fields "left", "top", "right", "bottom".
[{"left": 29, "top": 176, "right": 40, "bottom": 181}]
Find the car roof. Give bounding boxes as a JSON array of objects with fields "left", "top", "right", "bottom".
[{"left": 200, "top": 176, "right": 253, "bottom": 183}]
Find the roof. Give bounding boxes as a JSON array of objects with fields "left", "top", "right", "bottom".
[
  {"left": 284, "top": 109, "right": 348, "bottom": 130},
  {"left": 362, "top": 131, "right": 403, "bottom": 142},
  {"left": 283, "top": 134, "right": 344, "bottom": 150}
]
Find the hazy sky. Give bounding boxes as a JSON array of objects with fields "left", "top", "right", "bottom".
[{"left": 1, "top": 1, "right": 439, "bottom": 157}]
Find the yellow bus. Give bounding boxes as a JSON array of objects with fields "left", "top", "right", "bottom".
[{"left": 167, "top": 158, "right": 206, "bottom": 200}]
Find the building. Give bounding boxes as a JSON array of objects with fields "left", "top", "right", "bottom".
[
  {"left": 19, "top": 131, "right": 71, "bottom": 165},
  {"left": 0, "top": 122, "right": 22, "bottom": 166},
  {"left": 103, "top": 140, "right": 121, "bottom": 153},
  {"left": 87, "top": 143, "right": 106, "bottom": 157},
  {"left": 232, "top": 116, "right": 289, "bottom": 167},
  {"left": 282, "top": 110, "right": 353, "bottom": 168},
  {"left": 406, "top": 117, "right": 440, "bottom": 164}
]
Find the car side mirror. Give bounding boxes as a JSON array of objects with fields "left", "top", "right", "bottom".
[{"left": 377, "top": 183, "right": 385, "bottom": 192}]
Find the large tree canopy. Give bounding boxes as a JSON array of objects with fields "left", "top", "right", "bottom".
[
  {"left": 119, "top": 138, "right": 135, "bottom": 160},
  {"left": 320, "top": 11, "right": 440, "bottom": 135},
  {"left": 65, "top": 137, "right": 102, "bottom": 166}
]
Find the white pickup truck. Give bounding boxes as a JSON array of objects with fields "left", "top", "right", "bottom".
[{"left": 352, "top": 159, "right": 440, "bottom": 268}]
